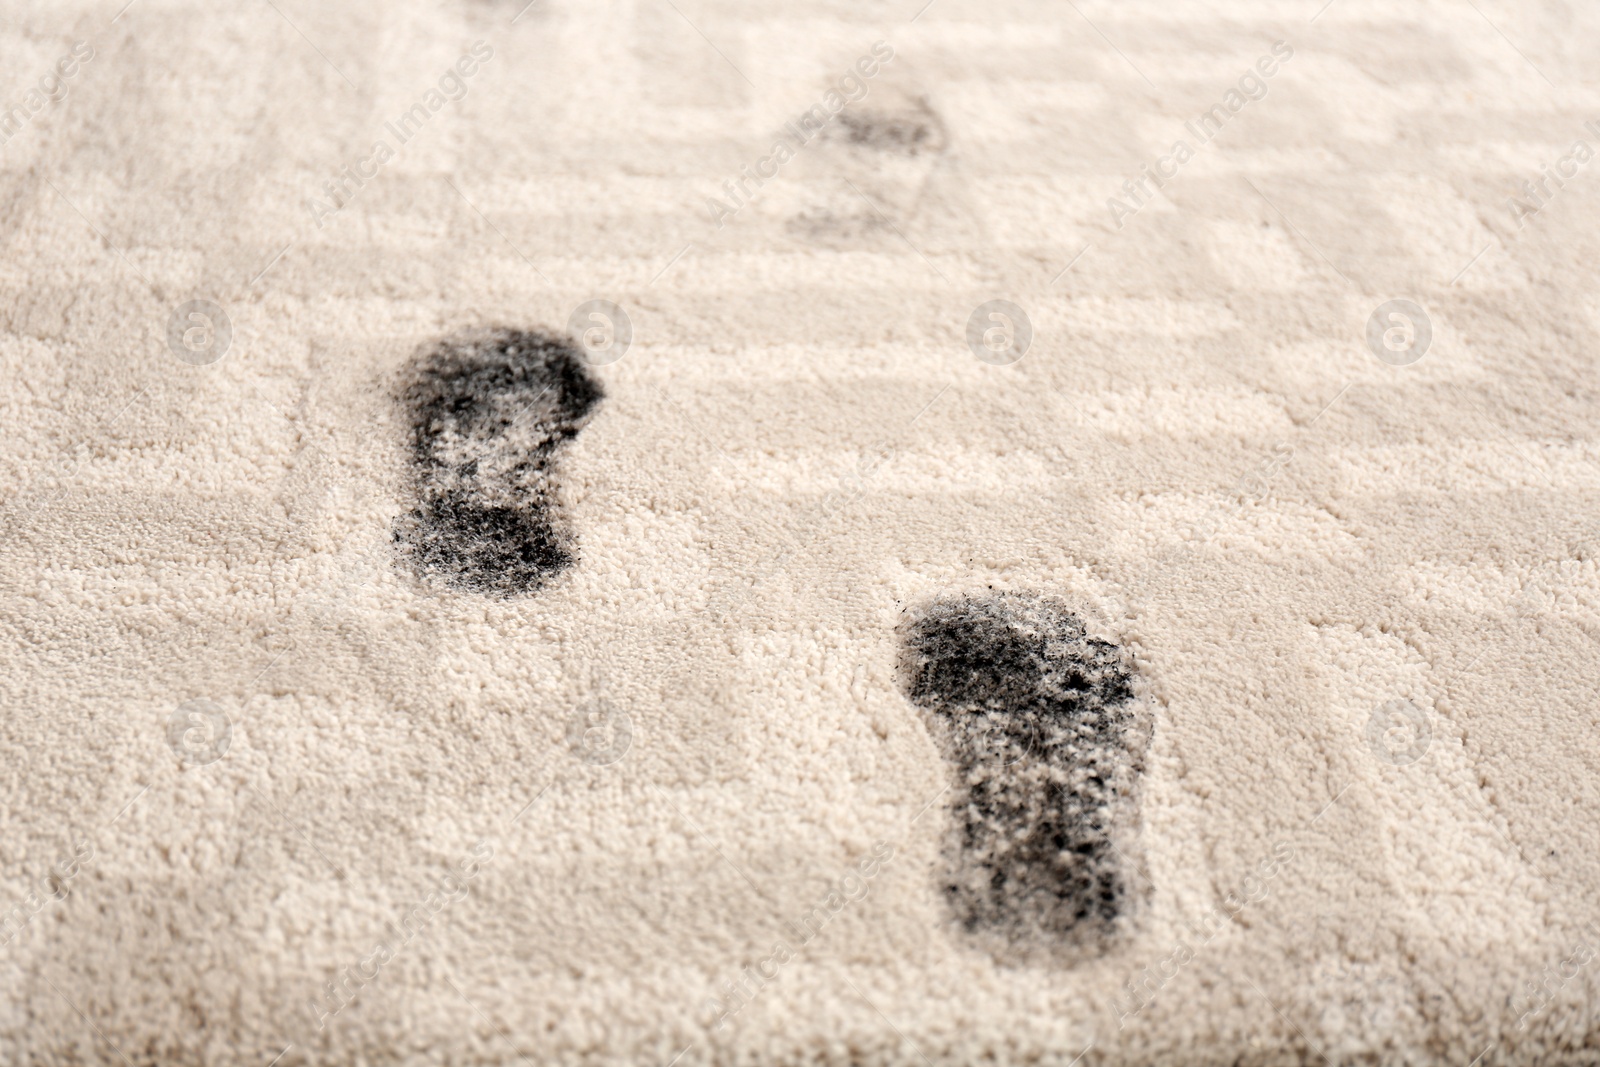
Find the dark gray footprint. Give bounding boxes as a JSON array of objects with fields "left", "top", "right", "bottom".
[
  {"left": 394, "top": 327, "right": 602, "bottom": 596},
  {"left": 900, "top": 593, "right": 1144, "bottom": 959}
]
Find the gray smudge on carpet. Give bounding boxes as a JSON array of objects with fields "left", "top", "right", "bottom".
[
  {"left": 393, "top": 327, "right": 603, "bottom": 596},
  {"left": 900, "top": 592, "right": 1145, "bottom": 961}
]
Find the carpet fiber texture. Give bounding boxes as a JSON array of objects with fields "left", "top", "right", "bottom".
[{"left": 3, "top": 0, "right": 1600, "bottom": 1064}]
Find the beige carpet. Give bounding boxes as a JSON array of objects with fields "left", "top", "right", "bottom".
[{"left": 3, "top": 0, "right": 1600, "bottom": 1063}]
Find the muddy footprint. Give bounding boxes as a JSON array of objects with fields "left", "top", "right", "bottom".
[
  {"left": 394, "top": 327, "right": 603, "bottom": 596},
  {"left": 900, "top": 593, "right": 1146, "bottom": 960}
]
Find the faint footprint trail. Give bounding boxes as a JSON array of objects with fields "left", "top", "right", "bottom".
[
  {"left": 900, "top": 593, "right": 1144, "bottom": 959},
  {"left": 788, "top": 86, "right": 950, "bottom": 244},
  {"left": 395, "top": 327, "right": 603, "bottom": 596}
]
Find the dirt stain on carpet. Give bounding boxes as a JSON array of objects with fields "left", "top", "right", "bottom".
[
  {"left": 900, "top": 592, "right": 1146, "bottom": 961},
  {"left": 394, "top": 327, "right": 603, "bottom": 596}
]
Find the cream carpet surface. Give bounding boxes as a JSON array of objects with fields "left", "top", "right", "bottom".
[{"left": 3, "top": 0, "right": 1600, "bottom": 1064}]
